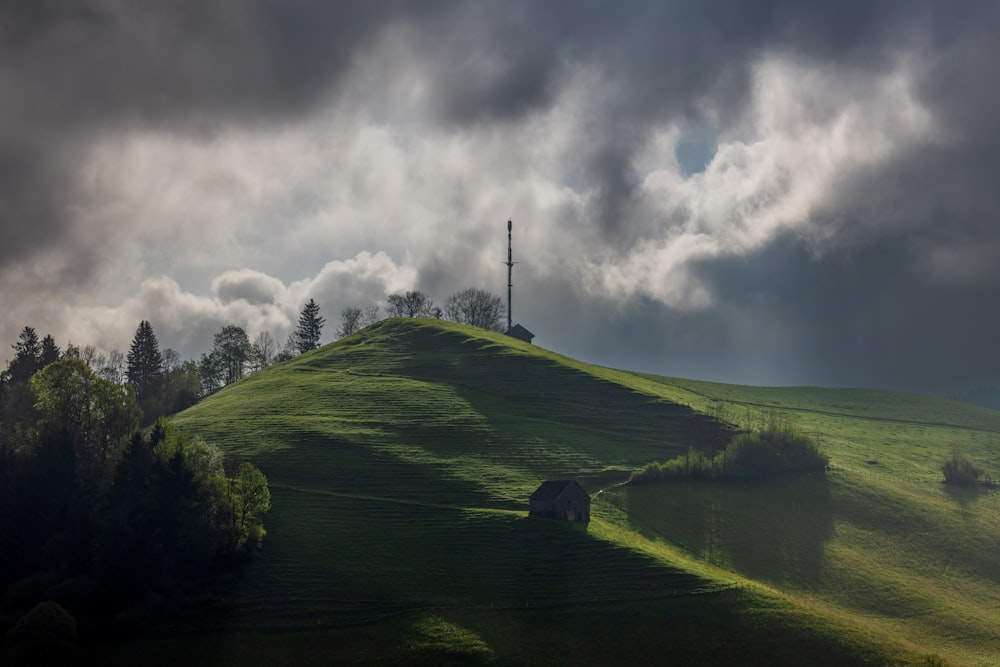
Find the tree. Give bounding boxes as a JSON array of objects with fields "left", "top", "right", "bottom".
[
  {"left": 197, "top": 352, "right": 224, "bottom": 395},
  {"left": 232, "top": 462, "right": 271, "bottom": 549},
  {"left": 161, "top": 347, "right": 181, "bottom": 372},
  {"left": 249, "top": 330, "right": 277, "bottom": 372},
  {"left": 126, "top": 320, "right": 163, "bottom": 403},
  {"left": 30, "top": 359, "right": 140, "bottom": 494},
  {"left": 273, "top": 333, "right": 299, "bottom": 363},
  {"left": 40, "top": 334, "right": 61, "bottom": 367},
  {"left": 337, "top": 306, "right": 363, "bottom": 339},
  {"left": 295, "top": 299, "right": 325, "bottom": 353},
  {"left": 444, "top": 287, "right": 506, "bottom": 332},
  {"left": 76, "top": 344, "right": 99, "bottom": 367},
  {"left": 386, "top": 291, "right": 434, "bottom": 318},
  {"left": 161, "top": 359, "right": 201, "bottom": 414},
  {"left": 98, "top": 349, "right": 127, "bottom": 385},
  {"left": 942, "top": 447, "right": 983, "bottom": 486},
  {"left": 7, "top": 326, "right": 42, "bottom": 383},
  {"left": 360, "top": 303, "right": 381, "bottom": 328},
  {"left": 213, "top": 325, "right": 251, "bottom": 385}
]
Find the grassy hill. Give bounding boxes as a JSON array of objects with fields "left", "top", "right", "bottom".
[{"left": 114, "top": 318, "right": 1000, "bottom": 665}]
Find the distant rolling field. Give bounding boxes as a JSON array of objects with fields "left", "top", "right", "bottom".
[{"left": 160, "top": 318, "right": 1000, "bottom": 666}]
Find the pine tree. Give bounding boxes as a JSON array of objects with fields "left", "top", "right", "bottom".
[
  {"left": 295, "top": 299, "right": 325, "bottom": 353},
  {"left": 7, "top": 326, "right": 42, "bottom": 383},
  {"left": 40, "top": 335, "right": 61, "bottom": 367},
  {"left": 126, "top": 320, "right": 163, "bottom": 402}
]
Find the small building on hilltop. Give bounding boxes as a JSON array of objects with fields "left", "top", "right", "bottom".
[
  {"left": 529, "top": 480, "right": 590, "bottom": 522},
  {"left": 505, "top": 323, "right": 534, "bottom": 344}
]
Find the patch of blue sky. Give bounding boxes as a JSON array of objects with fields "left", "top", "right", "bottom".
[{"left": 675, "top": 125, "right": 718, "bottom": 177}]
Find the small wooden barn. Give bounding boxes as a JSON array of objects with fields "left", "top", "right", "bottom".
[
  {"left": 504, "top": 323, "right": 535, "bottom": 344},
  {"left": 529, "top": 480, "right": 590, "bottom": 522}
]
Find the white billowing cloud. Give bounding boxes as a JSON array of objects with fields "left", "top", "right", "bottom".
[
  {"left": 213, "top": 269, "right": 287, "bottom": 305},
  {"left": 299, "top": 251, "right": 418, "bottom": 309},
  {"left": 587, "top": 55, "right": 936, "bottom": 308},
  {"left": 68, "top": 60, "right": 591, "bottom": 311},
  {"left": 60, "top": 250, "right": 417, "bottom": 361}
]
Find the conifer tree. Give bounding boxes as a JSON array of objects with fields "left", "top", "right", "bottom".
[
  {"left": 126, "top": 320, "right": 163, "bottom": 402},
  {"left": 6, "top": 326, "right": 42, "bottom": 383},
  {"left": 294, "top": 299, "right": 325, "bottom": 353},
  {"left": 40, "top": 335, "right": 61, "bottom": 367}
]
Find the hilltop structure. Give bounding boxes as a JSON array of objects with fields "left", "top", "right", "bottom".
[
  {"left": 504, "top": 323, "right": 534, "bottom": 344},
  {"left": 503, "top": 219, "right": 535, "bottom": 344},
  {"left": 529, "top": 480, "right": 590, "bottom": 522}
]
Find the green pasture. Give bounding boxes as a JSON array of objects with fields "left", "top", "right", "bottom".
[{"left": 157, "top": 318, "right": 1000, "bottom": 665}]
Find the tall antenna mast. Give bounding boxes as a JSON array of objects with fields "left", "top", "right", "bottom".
[{"left": 506, "top": 219, "right": 515, "bottom": 331}]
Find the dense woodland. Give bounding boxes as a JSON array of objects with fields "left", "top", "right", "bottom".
[
  {"left": 0, "top": 351, "right": 271, "bottom": 625},
  {"left": 0, "top": 287, "right": 504, "bottom": 625}
]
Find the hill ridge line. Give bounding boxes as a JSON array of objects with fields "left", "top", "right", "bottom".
[{"left": 674, "top": 388, "right": 1000, "bottom": 434}]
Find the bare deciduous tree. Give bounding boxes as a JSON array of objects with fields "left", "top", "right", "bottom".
[
  {"left": 385, "top": 291, "right": 434, "bottom": 318},
  {"left": 79, "top": 344, "right": 100, "bottom": 368},
  {"left": 273, "top": 333, "right": 299, "bottom": 363},
  {"left": 162, "top": 348, "right": 181, "bottom": 373},
  {"left": 444, "top": 287, "right": 506, "bottom": 332},
  {"left": 98, "top": 349, "right": 127, "bottom": 385},
  {"left": 249, "top": 330, "right": 277, "bottom": 371},
  {"left": 337, "top": 306, "right": 363, "bottom": 338},
  {"left": 360, "top": 303, "right": 381, "bottom": 328}
]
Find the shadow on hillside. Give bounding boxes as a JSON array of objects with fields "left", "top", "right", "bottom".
[
  {"left": 941, "top": 481, "right": 992, "bottom": 509},
  {"left": 622, "top": 474, "right": 835, "bottom": 588}
]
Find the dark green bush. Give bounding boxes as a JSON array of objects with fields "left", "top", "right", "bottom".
[
  {"left": 722, "top": 429, "right": 827, "bottom": 478},
  {"left": 633, "top": 413, "right": 827, "bottom": 483},
  {"left": 941, "top": 447, "right": 982, "bottom": 486}
]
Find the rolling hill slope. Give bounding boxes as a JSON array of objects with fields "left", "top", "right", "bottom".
[{"left": 162, "top": 318, "right": 1000, "bottom": 666}]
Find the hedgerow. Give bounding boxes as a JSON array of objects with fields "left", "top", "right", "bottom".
[{"left": 633, "top": 412, "right": 828, "bottom": 482}]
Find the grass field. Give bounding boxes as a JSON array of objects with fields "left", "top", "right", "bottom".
[{"left": 141, "top": 317, "right": 1000, "bottom": 665}]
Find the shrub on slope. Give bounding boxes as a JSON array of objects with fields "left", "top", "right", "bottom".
[{"left": 634, "top": 418, "right": 827, "bottom": 482}]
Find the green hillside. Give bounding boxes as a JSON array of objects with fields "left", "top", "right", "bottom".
[{"left": 148, "top": 318, "right": 1000, "bottom": 666}]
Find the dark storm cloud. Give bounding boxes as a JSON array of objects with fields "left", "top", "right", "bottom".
[
  {"left": 3, "top": 0, "right": 1000, "bottom": 393},
  {"left": 0, "top": 0, "right": 455, "bottom": 268},
  {"left": 410, "top": 0, "right": 982, "bottom": 242},
  {"left": 521, "top": 230, "right": 998, "bottom": 396},
  {"left": 684, "top": 233, "right": 1000, "bottom": 395},
  {"left": 0, "top": 0, "right": 985, "bottom": 260}
]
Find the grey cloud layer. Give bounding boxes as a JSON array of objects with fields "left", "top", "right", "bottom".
[{"left": 2, "top": 1, "right": 999, "bottom": 394}]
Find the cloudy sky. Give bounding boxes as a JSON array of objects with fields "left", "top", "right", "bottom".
[{"left": 2, "top": 1, "right": 999, "bottom": 396}]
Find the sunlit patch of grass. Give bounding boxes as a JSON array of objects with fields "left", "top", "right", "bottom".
[{"left": 408, "top": 615, "right": 494, "bottom": 665}]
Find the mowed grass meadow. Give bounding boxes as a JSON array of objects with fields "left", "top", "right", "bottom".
[{"left": 146, "top": 318, "right": 1000, "bottom": 665}]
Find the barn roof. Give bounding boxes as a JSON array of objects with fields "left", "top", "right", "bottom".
[
  {"left": 529, "top": 480, "right": 583, "bottom": 501},
  {"left": 504, "top": 323, "right": 535, "bottom": 343}
]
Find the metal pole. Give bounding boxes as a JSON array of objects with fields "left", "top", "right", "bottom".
[{"left": 507, "top": 219, "right": 513, "bottom": 331}]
